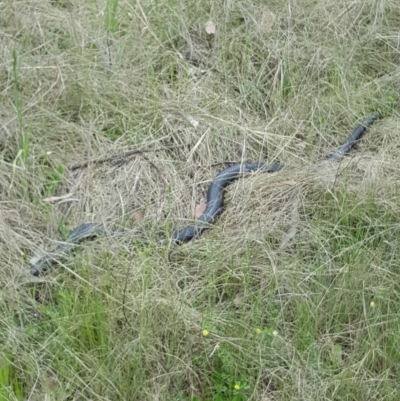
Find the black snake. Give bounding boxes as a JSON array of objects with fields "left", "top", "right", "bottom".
[{"left": 30, "top": 114, "right": 380, "bottom": 276}]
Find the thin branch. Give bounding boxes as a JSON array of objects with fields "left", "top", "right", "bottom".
[{"left": 70, "top": 144, "right": 185, "bottom": 171}]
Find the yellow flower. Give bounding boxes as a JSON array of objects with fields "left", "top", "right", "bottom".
[
  {"left": 370, "top": 301, "right": 375, "bottom": 308},
  {"left": 234, "top": 384, "right": 240, "bottom": 390},
  {"left": 254, "top": 328, "right": 261, "bottom": 334},
  {"left": 272, "top": 330, "right": 278, "bottom": 337},
  {"left": 202, "top": 329, "right": 209, "bottom": 337}
]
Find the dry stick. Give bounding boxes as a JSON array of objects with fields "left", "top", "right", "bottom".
[
  {"left": 135, "top": 152, "right": 160, "bottom": 172},
  {"left": 210, "top": 160, "right": 249, "bottom": 168},
  {"left": 71, "top": 149, "right": 245, "bottom": 173},
  {"left": 70, "top": 144, "right": 185, "bottom": 171}
]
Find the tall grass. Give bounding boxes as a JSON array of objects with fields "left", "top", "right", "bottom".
[{"left": 0, "top": 0, "right": 400, "bottom": 400}]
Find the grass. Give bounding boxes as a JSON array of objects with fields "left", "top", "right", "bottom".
[{"left": 1, "top": 0, "right": 400, "bottom": 400}]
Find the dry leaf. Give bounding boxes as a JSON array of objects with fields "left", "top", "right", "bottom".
[
  {"left": 43, "top": 193, "right": 77, "bottom": 203},
  {"left": 133, "top": 210, "right": 145, "bottom": 223},
  {"left": 233, "top": 292, "right": 243, "bottom": 307},
  {"left": 183, "top": 114, "right": 199, "bottom": 127},
  {"left": 281, "top": 179, "right": 297, "bottom": 186},
  {"left": 195, "top": 202, "right": 206, "bottom": 218},
  {"left": 260, "top": 8, "right": 275, "bottom": 33},
  {"left": 205, "top": 20, "right": 216, "bottom": 35},
  {"left": 188, "top": 66, "right": 207, "bottom": 78}
]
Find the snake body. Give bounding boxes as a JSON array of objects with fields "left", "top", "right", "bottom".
[
  {"left": 30, "top": 114, "right": 380, "bottom": 276},
  {"left": 327, "top": 114, "right": 380, "bottom": 161},
  {"left": 171, "top": 163, "right": 284, "bottom": 243}
]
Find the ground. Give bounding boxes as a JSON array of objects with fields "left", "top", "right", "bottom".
[{"left": 1, "top": 0, "right": 400, "bottom": 400}]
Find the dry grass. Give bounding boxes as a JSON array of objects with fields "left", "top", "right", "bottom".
[{"left": 1, "top": 0, "right": 400, "bottom": 400}]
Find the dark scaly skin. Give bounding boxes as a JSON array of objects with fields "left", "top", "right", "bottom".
[
  {"left": 171, "top": 163, "right": 283, "bottom": 243},
  {"left": 30, "top": 223, "right": 108, "bottom": 276},
  {"left": 328, "top": 114, "right": 380, "bottom": 160},
  {"left": 30, "top": 115, "right": 380, "bottom": 276}
]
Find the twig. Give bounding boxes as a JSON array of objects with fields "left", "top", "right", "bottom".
[{"left": 70, "top": 144, "right": 184, "bottom": 171}]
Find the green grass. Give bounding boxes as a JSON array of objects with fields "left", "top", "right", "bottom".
[{"left": 1, "top": 0, "right": 400, "bottom": 400}]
